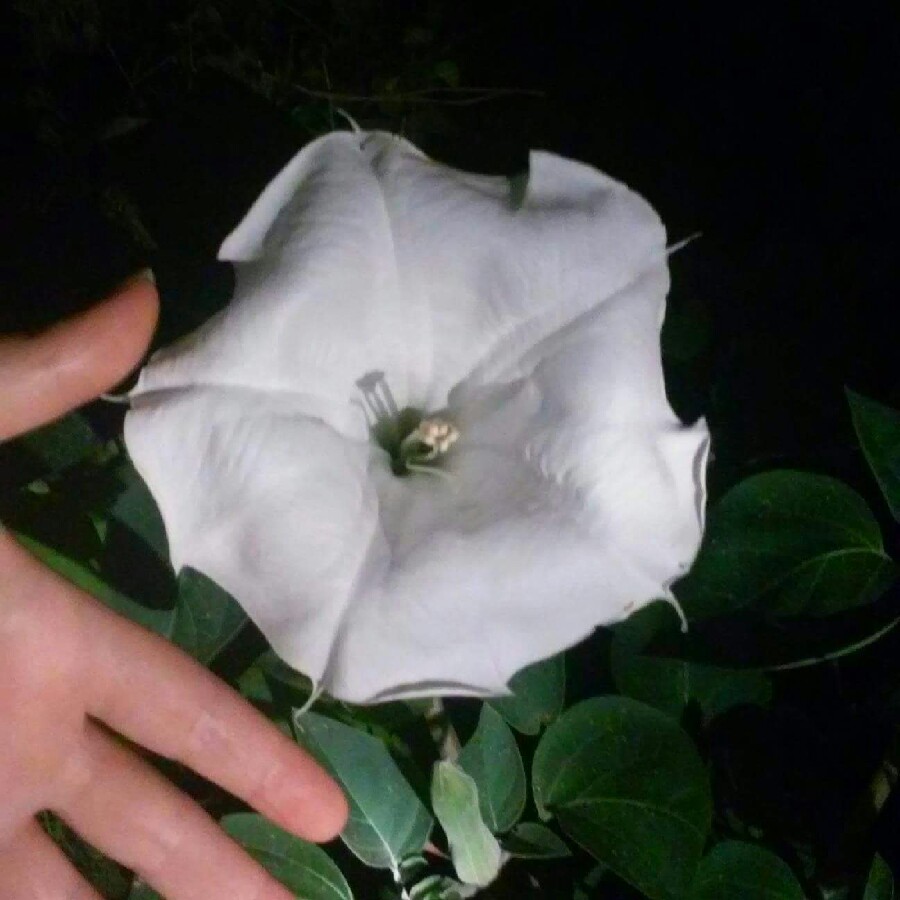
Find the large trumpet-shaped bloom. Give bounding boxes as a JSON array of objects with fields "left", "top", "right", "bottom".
[{"left": 124, "top": 131, "right": 709, "bottom": 703}]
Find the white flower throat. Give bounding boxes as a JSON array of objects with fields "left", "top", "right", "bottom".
[{"left": 357, "top": 372, "right": 459, "bottom": 476}]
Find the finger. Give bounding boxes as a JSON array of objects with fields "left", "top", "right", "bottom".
[
  {"left": 0, "top": 528, "right": 348, "bottom": 842},
  {"left": 0, "top": 274, "right": 158, "bottom": 441},
  {"left": 2, "top": 502, "right": 347, "bottom": 843},
  {"left": 0, "top": 818, "right": 103, "bottom": 900},
  {"left": 56, "top": 720, "right": 295, "bottom": 900},
  {"left": 84, "top": 594, "right": 348, "bottom": 842}
]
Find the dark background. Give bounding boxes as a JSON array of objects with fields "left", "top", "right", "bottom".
[
  {"left": 2, "top": 2, "right": 899, "bottom": 897},
  {"left": 2, "top": 1, "right": 898, "bottom": 487}
]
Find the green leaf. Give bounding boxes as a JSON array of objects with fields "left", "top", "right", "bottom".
[
  {"left": 677, "top": 471, "right": 897, "bottom": 619},
  {"left": 431, "top": 761, "right": 502, "bottom": 888},
  {"left": 458, "top": 704, "right": 526, "bottom": 833},
  {"left": 221, "top": 812, "right": 352, "bottom": 900},
  {"left": 489, "top": 653, "right": 565, "bottom": 735},
  {"left": 127, "top": 881, "right": 163, "bottom": 900},
  {"left": 293, "top": 711, "right": 432, "bottom": 871},
  {"left": 41, "top": 811, "right": 132, "bottom": 900},
  {"left": 16, "top": 532, "right": 176, "bottom": 636},
  {"left": 21, "top": 412, "right": 101, "bottom": 474},
  {"left": 502, "top": 822, "right": 571, "bottom": 860},
  {"left": 690, "top": 841, "right": 804, "bottom": 900},
  {"left": 532, "top": 697, "right": 711, "bottom": 900},
  {"left": 170, "top": 568, "right": 246, "bottom": 664},
  {"left": 864, "top": 853, "right": 895, "bottom": 900},
  {"left": 17, "top": 532, "right": 244, "bottom": 664},
  {"left": 612, "top": 602, "right": 771, "bottom": 722},
  {"left": 237, "top": 660, "right": 275, "bottom": 705},
  {"left": 410, "top": 874, "right": 469, "bottom": 899},
  {"left": 848, "top": 389, "right": 900, "bottom": 522},
  {"left": 110, "top": 459, "right": 169, "bottom": 559}
]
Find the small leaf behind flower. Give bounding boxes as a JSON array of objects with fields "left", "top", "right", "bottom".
[
  {"left": 293, "top": 711, "right": 432, "bottom": 871},
  {"left": 612, "top": 602, "right": 771, "bottom": 721},
  {"left": 458, "top": 704, "right": 526, "bottom": 833},
  {"left": 20, "top": 412, "right": 100, "bottom": 475},
  {"left": 109, "top": 459, "right": 169, "bottom": 560},
  {"left": 489, "top": 653, "right": 565, "bottom": 735},
  {"left": 431, "top": 761, "right": 502, "bottom": 888},
  {"left": 170, "top": 568, "right": 247, "bottom": 664},
  {"left": 17, "top": 533, "right": 176, "bottom": 636}
]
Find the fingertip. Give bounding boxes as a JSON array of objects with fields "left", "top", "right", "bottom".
[
  {"left": 269, "top": 754, "right": 350, "bottom": 843},
  {"left": 85, "top": 271, "right": 160, "bottom": 382},
  {"left": 0, "top": 271, "right": 161, "bottom": 440},
  {"left": 303, "top": 779, "right": 350, "bottom": 843}
]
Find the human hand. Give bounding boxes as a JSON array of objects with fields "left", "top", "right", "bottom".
[{"left": 0, "top": 275, "right": 348, "bottom": 899}]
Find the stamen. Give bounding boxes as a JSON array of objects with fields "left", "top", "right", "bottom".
[
  {"left": 356, "top": 374, "right": 458, "bottom": 477},
  {"left": 399, "top": 417, "right": 460, "bottom": 464}
]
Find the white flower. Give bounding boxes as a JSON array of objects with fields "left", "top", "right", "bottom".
[{"left": 124, "top": 130, "right": 709, "bottom": 703}]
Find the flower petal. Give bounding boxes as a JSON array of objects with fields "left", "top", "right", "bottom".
[
  {"left": 349, "top": 135, "right": 668, "bottom": 410},
  {"left": 130, "top": 132, "right": 666, "bottom": 427},
  {"left": 317, "top": 270, "right": 708, "bottom": 703},
  {"left": 130, "top": 132, "right": 419, "bottom": 437},
  {"left": 124, "top": 387, "right": 383, "bottom": 683},
  {"left": 123, "top": 130, "right": 707, "bottom": 704}
]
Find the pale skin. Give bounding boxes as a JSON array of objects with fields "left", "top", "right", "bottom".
[{"left": 0, "top": 276, "right": 349, "bottom": 899}]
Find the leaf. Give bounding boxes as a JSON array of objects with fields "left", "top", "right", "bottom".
[
  {"left": 21, "top": 412, "right": 101, "bottom": 474},
  {"left": 677, "top": 471, "right": 897, "bottom": 619},
  {"left": 110, "top": 459, "right": 169, "bottom": 560},
  {"left": 221, "top": 812, "right": 353, "bottom": 900},
  {"left": 40, "top": 811, "right": 132, "bottom": 899},
  {"left": 170, "top": 568, "right": 246, "bottom": 664},
  {"left": 293, "top": 711, "right": 432, "bottom": 870},
  {"left": 127, "top": 881, "right": 163, "bottom": 900},
  {"left": 410, "top": 874, "right": 471, "bottom": 899},
  {"left": 690, "top": 841, "right": 805, "bottom": 900},
  {"left": 864, "top": 853, "right": 895, "bottom": 900},
  {"left": 612, "top": 602, "right": 771, "bottom": 722},
  {"left": 431, "top": 761, "right": 502, "bottom": 888},
  {"left": 458, "top": 704, "right": 526, "bottom": 833},
  {"left": 489, "top": 653, "right": 565, "bottom": 735},
  {"left": 237, "top": 660, "right": 275, "bottom": 705},
  {"left": 532, "top": 697, "right": 711, "bottom": 900},
  {"left": 16, "top": 533, "right": 176, "bottom": 636},
  {"left": 848, "top": 389, "right": 900, "bottom": 522},
  {"left": 502, "top": 822, "right": 571, "bottom": 859}
]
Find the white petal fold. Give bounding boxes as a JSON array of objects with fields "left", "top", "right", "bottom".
[{"left": 124, "top": 129, "right": 709, "bottom": 703}]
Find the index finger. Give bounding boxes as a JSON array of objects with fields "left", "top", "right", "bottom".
[{"left": 0, "top": 275, "right": 158, "bottom": 441}]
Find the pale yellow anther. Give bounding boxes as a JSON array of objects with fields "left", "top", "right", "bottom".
[{"left": 416, "top": 417, "right": 460, "bottom": 455}]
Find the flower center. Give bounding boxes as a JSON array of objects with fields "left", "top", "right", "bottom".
[
  {"left": 356, "top": 372, "right": 459, "bottom": 477},
  {"left": 374, "top": 409, "right": 459, "bottom": 476}
]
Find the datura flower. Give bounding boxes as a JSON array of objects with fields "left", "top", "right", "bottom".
[{"left": 124, "top": 130, "right": 709, "bottom": 703}]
